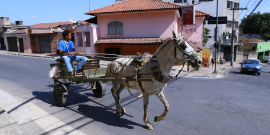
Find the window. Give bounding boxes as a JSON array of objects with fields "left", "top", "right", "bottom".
[
  {"left": 77, "top": 32, "right": 83, "bottom": 47},
  {"left": 234, "top": 22, "right": 239, "bottom": 28},
  {"left": 226, "top": 21, "right": 232, "bottom": 27},
  {"left": 227, "top": 1, "right": 233, "bottom": 9},
  {"left": 234, "top": 3, "right": 239, "bottom": 9},
  {"left": 108, "top": 21, "right": 123, "bottom": 35},
  {"left": 84, "top": 32, "right": 90, "bottom": 47}
]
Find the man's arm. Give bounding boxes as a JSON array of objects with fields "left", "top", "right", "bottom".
[{"left": 59, "top": 49, "right": 77, "bottom": 56}]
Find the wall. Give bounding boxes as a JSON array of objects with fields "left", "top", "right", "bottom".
[
  {"left": 256, "top": 42, "right": 270, "bottom": 62},
  {"left": 30, "top": 33, "right": 60, "bottom": 54},
  {"left": 178, "top": 17, "right": 204, "bottom": 47},
  {"left": 17, "top": 36, "right": 31, "bottom": 53},
  {"left": 244, "top": 51, "right": 257, "bottom": 59},
  {"left": 97, "top": 10, "right": 178, "bottom": 38},
  {"left": 75, "top": 23, "right": 99, "bottom": 54},
  {"left": 239, "top": 34, "right": 261, "bottom": 39}
]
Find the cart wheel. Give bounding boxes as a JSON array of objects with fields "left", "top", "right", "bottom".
[
  {"left": 53, "top": 84, "right": 69, "bottom": 107},
  {"left": 92, "top": 81, "right": 106, "bottom": 98}
]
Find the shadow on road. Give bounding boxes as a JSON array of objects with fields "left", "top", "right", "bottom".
[
  {"left": 229, "top": 71, "right": 242, "bottom": 74},
  {"left": 32, "top": 91, "right": 92, "bottom": 106},
  {"left": 71, "top": 104, "right": 144, "bottom": 129}
]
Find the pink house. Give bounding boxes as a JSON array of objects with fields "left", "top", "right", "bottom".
[{"left": 81, "top": 0, "right": 209, "bottom": 55}]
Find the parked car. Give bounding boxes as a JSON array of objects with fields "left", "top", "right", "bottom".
[
  {"left": 264, "top": 56, "right": 270, "bottom": 63},
  {"left": 240, "top": 59, "right": 262, "bottom": 75}
]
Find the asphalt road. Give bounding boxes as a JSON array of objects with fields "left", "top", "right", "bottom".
[{"left": 0, "top": 54, "right": 270, "bottom": 135}]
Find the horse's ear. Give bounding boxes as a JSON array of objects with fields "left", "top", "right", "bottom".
[{"left": 173, "top": 30, "right": 176, "bottom": 38}]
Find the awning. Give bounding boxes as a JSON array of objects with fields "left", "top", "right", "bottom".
[
  {"left": 257, "top": 49, "right": 270, "bottom": 53},
  {"left": 221, "top": 43, "right": 243, "bottom": 46}
]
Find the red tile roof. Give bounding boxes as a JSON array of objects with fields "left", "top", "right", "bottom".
[
  {"left": 29, "top": 21, "right": 87, "bottom": 28},
  {"left": 85, "top": 0, "right": 209, "bottom": 18},
  {"left": 86, "top": 0, "right": 180, "bottom": 15},
  {"left": 96, "top": 37, "right": 169, "bottom": 44},
  {"left": 11, "top": 29, "right": 27, "bottom": 34}
]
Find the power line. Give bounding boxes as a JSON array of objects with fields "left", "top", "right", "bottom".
[
  {"left": 235, "top": 0, "right": 252, "bottom": 21},
  {"left": 244, "top": 0, "right": 259, "bottom": 16},
  {"left": 250, "top": 0, "right": 263, "bottom": 15},
  {"left": 256, "top": 0, "right": 267, "bottom": 13},
  {"left": 0, "top": 8, "right": 35, "bottom": 24}
]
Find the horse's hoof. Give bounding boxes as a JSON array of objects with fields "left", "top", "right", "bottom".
[
  {"left": 154, "top": 116, "right": 158, "bottom": 122},
  {"left": 146, "top": 125, "right": 154, "bottom": 130},
  {"left": 116, "top": 111, "right": 121, "bottom": 116},
  {"left": 121, "top": 107, "right": 126, "bottom": 114}
]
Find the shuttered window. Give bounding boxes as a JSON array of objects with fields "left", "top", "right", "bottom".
[{"left": 108, "top": 21, "right": 123, "bottom": 35}]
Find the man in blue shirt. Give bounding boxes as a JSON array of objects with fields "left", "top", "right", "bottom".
[{"left": 58, "top": 30, "right": 87, "bottom": 76}]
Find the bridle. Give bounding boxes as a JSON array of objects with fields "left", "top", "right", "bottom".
[
  {"left": 173, "top": 38, "right": 200, "bottom": 61},
  {"left": 172, "top": 38, "right": 200, "bottom": 78}
]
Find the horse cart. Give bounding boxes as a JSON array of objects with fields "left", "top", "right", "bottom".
[{"left": 49, "top": 57, "right": 154, "bottom": 107}]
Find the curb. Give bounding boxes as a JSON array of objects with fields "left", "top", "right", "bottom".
[{"left": 0, "top": 51, "right": 58, "bottom": 59}]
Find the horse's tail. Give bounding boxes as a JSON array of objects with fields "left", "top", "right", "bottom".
[{"left": 101, "top": 63, "right": 111, "bottom": 84}]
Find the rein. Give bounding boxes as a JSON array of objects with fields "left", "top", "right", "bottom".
[{"left": 172, "top": 39, "right": 200, "bottom": 79}]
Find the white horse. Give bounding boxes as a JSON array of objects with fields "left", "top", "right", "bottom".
[{"left": 105, "top": 32, "right": 202, "bottom": 130}]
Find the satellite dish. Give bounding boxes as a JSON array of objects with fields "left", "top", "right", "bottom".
[{"left": 70, "top": 18, "right": 76, "bottom": 23}]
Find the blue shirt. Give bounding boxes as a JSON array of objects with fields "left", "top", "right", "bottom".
[{"left": 58, "top": 40, "right": 75, "bottom": 53}]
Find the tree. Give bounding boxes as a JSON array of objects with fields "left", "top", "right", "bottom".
[
  {"left": 203, "top": 20, "right": 211, "bottom": 46},
  {"left": 240, "top": 12, "right": 270, "bottom": 40}
]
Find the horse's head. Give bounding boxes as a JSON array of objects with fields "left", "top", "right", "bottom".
[{"left": 172, "top": 31, "right": 202, "bottom": 68}]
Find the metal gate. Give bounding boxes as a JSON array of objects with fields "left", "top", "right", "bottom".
[
  {"left": 19, "top": 38, "right": 24, "bottom": 52},
  {"left": 38, "top": 35, "right": 51, "bottom": 53},
  {"left": 7, "top": 37, "right": 18, "bottom": 52}
]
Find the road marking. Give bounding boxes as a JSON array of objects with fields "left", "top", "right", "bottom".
[{"left": 0, "top": 90, "right": 86, "bottom": 135}]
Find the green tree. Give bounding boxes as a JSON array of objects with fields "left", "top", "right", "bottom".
[
  {"left": 240, "top": 12, "right": 270, "bottom": 40},
  {"left": 203, "top": 20, "right": 211, "bottom": 46}
]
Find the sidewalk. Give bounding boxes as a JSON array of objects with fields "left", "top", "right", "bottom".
[
  {"left": 0, "top": 50, "right": 239, "bottom": 78},
  {"left": 0, "top": 107, "right": 28, "bottom": 134},
  {"left": 171, "top": 61, "right": 240, "bottom": 78}
]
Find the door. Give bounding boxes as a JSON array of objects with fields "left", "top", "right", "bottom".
[
  {"left": 7, "top": 37, "right": 18, "bottom": 52},
  {"left": 224, "top": 47, "right": 231, "bottom": 61},
  {"left": 105, "top": 48, "right": 120, "bottom": 57},
  {"left": 38, "top": 35, "right": 51, "bottom": 53},
  {"left": 19, "top": 38, "right": 24, "bottom": 52}
]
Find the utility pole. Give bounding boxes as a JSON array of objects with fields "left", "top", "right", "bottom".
[
  {"left": 213, "top": 0, "right": 218, "bottom": 73},
  {"left": 230, "top": 7, "right": 247, "bottom": 67}
]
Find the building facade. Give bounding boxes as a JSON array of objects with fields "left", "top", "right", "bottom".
[
  {"left": 162, "top": 0, "right": 242, "bottom": 62},
  {"left": 85, "top": 0, "right": 209, "bottom": 56}
]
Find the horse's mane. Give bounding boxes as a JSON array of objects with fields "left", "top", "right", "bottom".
[{"left": 153, "top": 38, "right": 174, "bottom": 57}]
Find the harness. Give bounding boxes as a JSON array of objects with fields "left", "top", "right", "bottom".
[{"left": 116, "top": 39, "right": 200, "bottom": 97}]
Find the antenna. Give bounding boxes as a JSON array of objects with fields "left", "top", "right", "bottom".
[{"left": 70, "top": 18, "right": 76, "bottom": 23}]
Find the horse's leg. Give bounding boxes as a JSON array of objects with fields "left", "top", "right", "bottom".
[
  {"left": 154, "top": 91, "right": 170, "bottom": 122},
  {"left": 111, "top": 81, "right": 122, "bottom": 115},
  {"left": 116, "top": 83, "right": 126, "bottom": 114},
  {"left": 143, "top": 93, "right": 154, "bottom": 130}
]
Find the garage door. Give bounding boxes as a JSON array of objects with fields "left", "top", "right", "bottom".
[
  {"left": 38, "top": 35, "right": 51, "bottom": 53},
  {"left": 7, "top": 37, "right": 18, "bottom": 52}
]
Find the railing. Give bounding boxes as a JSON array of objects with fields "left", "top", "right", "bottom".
[{"left": 222, "top": 37, "right": 238, "bottom": 44}]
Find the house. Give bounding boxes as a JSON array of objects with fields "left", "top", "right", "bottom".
[
  {"left": 83, "top": 0, "right": 209, "bottom": 56},
  {"left": 4, "top": 21, "right": 87, "bottom": 54},
  {"left": 0, "top": 17, "right": 28, "bottom": 51},
  {"left": 162, "top": 0, "right": 242, "bottom": 63}
]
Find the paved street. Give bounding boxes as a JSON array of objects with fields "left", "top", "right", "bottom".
[{"left": 1, "top": 54, "right": 270, "bottom": 135}]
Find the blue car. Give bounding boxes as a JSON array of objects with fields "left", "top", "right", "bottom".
[{"left": 240, "top": 59, "right": 262, "bottom": 75}]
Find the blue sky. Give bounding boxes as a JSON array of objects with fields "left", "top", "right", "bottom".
[{"left": 0, "top": 0, "right": 269, "bottom": 26}]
